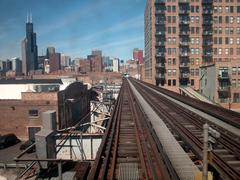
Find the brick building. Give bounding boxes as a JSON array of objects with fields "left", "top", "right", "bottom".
[
  {"left": 133, "top": 48, "right": 144, "bottom": 64},
  {"left": 144, "top": 0, "right": 240, "bottom": 107},
  {"left": 0, "top": 79, "right": 90, "bottom": 140}
]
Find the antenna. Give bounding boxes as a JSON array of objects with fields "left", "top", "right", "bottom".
[
  {"left": 27, "top": 12, "right": 29, "bottom": 23},
  {"left": 30, "top": 11, "right": 32, "bottom": 23}
]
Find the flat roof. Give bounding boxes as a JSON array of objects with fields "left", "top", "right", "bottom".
[{"left": 0, "top": 79, "right": 63, "bottom": 84}]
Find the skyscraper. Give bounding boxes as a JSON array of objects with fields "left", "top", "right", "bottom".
[
  {"left": 21, "top": 14, "right": 38, "bottom": 76},
  {"left": 144, "top": 0, "right": 240, "bottom": 107}
]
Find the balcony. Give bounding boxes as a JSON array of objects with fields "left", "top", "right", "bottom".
[
  {"left": 218, "top": 86, "right": 230, "bottom": 92},
  {"left": 155, "top": 41, "right": 165, "bottom": 46},
  {"left": 202, "top": 21, "right": 213, "bottom": 25},
  {"left": 179, "top": 10, "right": 189, "bottom": 14},
  {"left": 203, "top": 31, "right": 213, "bottom": 35},
  {"left": 179, "top": 63, "right": 189, "bottom": 68},
  {"left": 179, "top": 52, "right": 189, "bottom": 57},
  {"left": 179, "top": 20, "right": 189, "bottom": 25},
  {"left": 179, "top": 0, "right": 190, "bottom": 3},
  {"left": 156, "top": 31, "right": 165, "bottom": 36},
  {"left": 155, "top": 10, "right": 165, "bottom": 14},
  {"left": 202, "top": 53, "right": 213, "bottom": 57},
  {"left": 180, "top": 73, "right": 190, "bottom": 79},
  {"left": 202, "top": 10, "right": 213, "bottom": 14},
  {"left": 179, "top": 41, "right": 189, "bottom": 46},
  {"left": 179, "top": 31, "right": 190, "bottom": 35},
  {"left": 202, "top": 0, "right": 213, "bottom": 4},
  {"left": 155, "top": 73, "right": 165, "bottom": 79},
  {"left": 156, "top": 21, "right": 165, "bottom": 25},
  {"left": 155, "top": 0, "right": 165, "bottom": 4},
  {"left": 156, "top": 52, "right": 165, "bottom": 57},
  {"left": 218, "top": 72, "right": 230, "bottom": 81},
  {"left": 155, "top": 63, "right": 165, "bottom": 68},
  {"left": 202, "top": 41, "right": 213, "bottom": 46}
]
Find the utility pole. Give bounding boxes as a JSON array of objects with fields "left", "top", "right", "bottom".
[{"left": 203, "top": 123, "right": 209, "bottom": 180}]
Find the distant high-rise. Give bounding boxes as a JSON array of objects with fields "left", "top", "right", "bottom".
[
  {"left": 46, "top": 47, "right": 55, "bottom": 58},
  {"left": 11, "top": 57, "right": 22, "bottom": 73},
  {"left": 133, "top": 48, "right": 143, "bottom": 64},
  {"left": 92, "top": 49, "right": 102, "bottom": 57},
  {"left": 21, "top": 14, "right": 38, "bottom": 75}
]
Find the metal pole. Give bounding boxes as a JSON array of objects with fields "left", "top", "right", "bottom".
[
  {"left": 58, "top": 161, "right": 62, "bottom": 180},
  {"left": 203, "top": 123, "right": 209, "bottom": 180}
]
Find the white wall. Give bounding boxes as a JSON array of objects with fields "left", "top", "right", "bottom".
[
  {"left": 112, "top": 59, "right": 119, "bottom": 72},
  {"left": 0, "top": 84, "right": 31, "bottom": 99}
]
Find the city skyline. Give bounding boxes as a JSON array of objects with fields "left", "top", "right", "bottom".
[{"left": 0, "top": 0, "right": 145, "bottom": 60}]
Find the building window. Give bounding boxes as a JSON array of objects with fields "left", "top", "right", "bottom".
[
  {"left": 173, "top": 16, "right": 176, "bottom": 23},
  {"left": 230, "top": 38, "right": 234, "bottom": 44},
  {"left": 191, "top": 58, "right": 194, "bottom": 65},
  {"left": 237, "top": 48, "right": 240, "bottom": 55},
  {"left": 191, "top": 48, "right": 195, "bottom": 54},
  {"left": 225, "top": 48, "right": 229, "bottom": 55},
  {"left": 237, "top": 38, "right": 240, "bottom": 44},
  {"left": 233, "top": 93, "right": 240, "bottom": 103},
  {"left": 230, "top": 16, "right": 234, "bottom": 23},
  {"left": 173, "top": 69, "right": 176, "bottom": 76},
  {"left": 195, "top": 69, "right": 199, "bottom": 76},
  {"left": 168, "top": 80, "right": 171, "bottom": 86},
  {"left": 173, "top": 79, "right": 176, "bottom": 86},
  {"left": 29, "top": 109, "right": 39, "bottom": 117},
  {"left": 232, "top": 67, "right": 237, "bottom": 75},
  {"left": 196, "top": 16, "right": 199, "bottom": 23},
  {"left": 218, "top": 48, "right": 222, "bottom": 55},
  {"left": 191, "top": 79, "right": 194, "bottom": 86},
  {"left": 168, "top": 58, "right": 171, "bottom": 65},
  {"left": 190, "top": 69, "right": 194, "bottom": 76},
  {"left": 196, "top": 58, "right": 199, "bottom": 65},
  {"left": 196, "top": 38, "right": 199, "bottom": 44},
  {"left": 225, "top": 37, "right": 229, "bottom": 44},
  {"left": 237, "top": 17, "right": 240, "bottom": 24},
  {"left": 196, "top": 48, "right": 199, "bottom": 55},
  {"left": 168, "top": 69, "right": 172, "bottom": 76},
  {"left": 191, "top": 16, "right": 194, "bottom": 23},
  {"left": 238, "top": 79, "right": 240, "bottom": 87},
  {"left": 173, "top": 58, "right": 176, "bottom": 65},
  {"left": 232, "top": 79, "right": 236, "bottom": 87},
  {"left": 237, "top": 27, "right": 240, "bottom": 34},
  {"left": 230, "top": 48, "right": 233, "bottom": 55},
  {"left": 196, "top": 27, "right": 200, "bottom": 34}
]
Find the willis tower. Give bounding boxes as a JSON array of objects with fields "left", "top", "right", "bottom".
[{"left": 21, "top": 14, "right": 38, "bottom": 76}]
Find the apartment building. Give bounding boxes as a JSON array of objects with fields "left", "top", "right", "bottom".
[{"left": 144, "top": 0, "right": 240, "bottom": 107}]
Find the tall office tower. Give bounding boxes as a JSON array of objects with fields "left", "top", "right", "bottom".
[
  {"left": 133, "top": 48, "right": 144, "bottom": 64},
  {"left": 11, "top": 57, "right": 22, "bottom": 73},
  {"left": 21, "top": 14, "right": 38, "bottom": 76},
  {"left": 144, "top": 0, "right": 240, "bottom": 105},
  {"left": 46, "top": 47, "right": 55, "bottom": 58}
]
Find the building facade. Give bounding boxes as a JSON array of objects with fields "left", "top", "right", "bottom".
[
  {"left": 0, "top": 79, "right": 90, "bottom": 140},
  {"left": 133, "top": 48, "right": 144, "bottom": 64},
  {"left": 144, "top": 0, "right": 240, "bottom": 105},
  {"left": 21, "top": 15, "right": 38, "bottom": 76}
]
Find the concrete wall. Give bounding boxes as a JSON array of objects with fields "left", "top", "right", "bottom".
[{"left": 200, "top": 65, "right": 216, "bottom": 101}]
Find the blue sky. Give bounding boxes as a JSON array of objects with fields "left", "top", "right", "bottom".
[{"left": 0, "top": 0, "right": 145, "bottom": 60}]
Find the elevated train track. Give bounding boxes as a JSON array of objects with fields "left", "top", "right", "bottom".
[
  {"left": 87, "top": 79, "right": 175, "bottom": 180},
  {"left": 130, "top": 78, "right": 240, "bottom": 180},
  {"left": 87, "top": 78, "right": 240, "bottom": 179}
]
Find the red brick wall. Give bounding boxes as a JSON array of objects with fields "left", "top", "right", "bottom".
[{"left": 0, "top": 100, "right": 58, "bottom": 140}]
